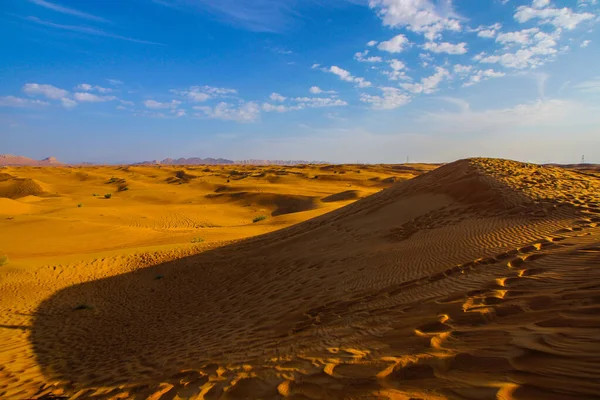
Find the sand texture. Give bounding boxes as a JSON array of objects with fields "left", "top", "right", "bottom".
[{"left": 1, "top": 159, "right": 599, "bottom": 399}]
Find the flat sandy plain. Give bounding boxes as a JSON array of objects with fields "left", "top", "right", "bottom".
[{"left": 1, "top": 159, "right": 599, "bottom": 399}]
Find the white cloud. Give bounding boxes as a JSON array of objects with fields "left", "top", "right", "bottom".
[
  {"left": 366, "top": 40, "right": 379, "bottom": 47},
  {"left": 74, "top": 92, "right": 116, "bottom": 102},
  {"left": 76, "top": 83, "right": 113, "bottom": 93},
  {"left": 423, "top": 41, "right": 468, "bottom": 54},
  {"left": 143, "top": 99, "right": 181, "bottom": 109},
  {"left": 107, "top": 79, "right": 123, "bottom": 85},
  {"left": 270, "top": 93, "right": 286, "bottom": 102},
  {"left": 262, "top": 94, "right": 347, "bottom": 113},
  {"left": 514, "top": 4, "right": 594, "bottom": 29},
  {"left": 262, "top": 103, "right": 293, "bottom": 113},
  {"left": 472, "top": 22, "right": 502, "bottom": 38},
  {"left": 532, "top": 0, "right": 550, "bottom": 8},
  {"left": 354, "top": 50, "right": 383, "bottom": 63},
  {"left": 454, "top": 64, "right": 473, "bottom": 74},
  {"left": 581, "top": 39, "right": 591, "bottom": 47},
  {"left": 496, "top": 28, "right": 540, "bottom": 45},
  {"left": 293, "top": 97, "right": 347, "bottom": 107},
  {"left": 480, "top": 30, "right": 559, "bottom": 69},
  {"left": 327, "top": 66, "right": 372, "bottom": 88},
  {"left": 360, "top": 87, "right": 411, "bottom": 109},
  {"left": 309, "top": 86, "right": 335, "bottom": 94},
  {"left": 23, "top": 83, "right": 68, "bottom": 99},
  {"left": 383, "top": 59, "right": 409, "bottom": 81},
  {"left": 0, "top": 95, "right": 49, "bottom": 108},
  {"left": 377, "top": 33, "right": 411, "bottom": 53},
  {"left": 171, "top": 85, "right": 237, "bottom": 102},
  {"left": 194, "top": 102, "right": 260, "bottom": 123},
  {"left": 463, "top": 69, "right": 506, "bottom": 87},
  {"left": 120, "top": 100, "right": 135, "bottom": 106},
  {"left": 478, "top": 29, "right": 497, "bottom": 38},
  {"left": 61, "top": 97, "right": 77, "bottom": 109},
  {"left": 400, "top": 66, "right": 450, "bottom": 94},
  {"left": 369, "top": 0, "right": 462, "bottom": 40}
]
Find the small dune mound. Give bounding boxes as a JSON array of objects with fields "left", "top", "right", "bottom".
[
  {"left": 166, "top": 170, "right": 197, "bottom": 184},
  {"left": 322, "top": 190, "right": 361, "bottom": 203},
  {"left": 0, "top": 176, "right": 48, "bottom": 199}
]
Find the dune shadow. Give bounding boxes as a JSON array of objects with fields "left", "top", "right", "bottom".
[{"left": 29, "top": 216, "right": 344, "bottom": 391}]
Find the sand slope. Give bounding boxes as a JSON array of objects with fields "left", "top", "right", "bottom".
[{"left": 1, "top": 159, "right": 600, "bottom": 399}]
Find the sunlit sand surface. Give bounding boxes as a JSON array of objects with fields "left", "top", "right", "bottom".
[{"left": 1, "top": 159, "right": 599, "bottom": 399}]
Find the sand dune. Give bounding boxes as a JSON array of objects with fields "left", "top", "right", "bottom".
[{"left": 1, "top": 159, "right": 599, "bottom": 399}]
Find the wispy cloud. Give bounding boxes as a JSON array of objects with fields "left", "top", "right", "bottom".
[
  {"left": 25, "top": 16, "right": 163, "bottom": 45},
  {"left": 29, "top": 0, "right": 108, "bottom": 23},
  {"left": 0, "top": 96, "right": 49, "bottom": 108},
  {"left": 153, "top": 0, "right": 297, "bottom": 32},
  {"left": 153, "top": 0, "right": 361, "bottom": 33}
]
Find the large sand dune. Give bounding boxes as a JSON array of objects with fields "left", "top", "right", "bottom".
[{"left": 1, "top": 159, "right": 599, "bottom": 399}]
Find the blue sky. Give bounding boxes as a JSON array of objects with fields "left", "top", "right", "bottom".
[{"left": 1, "top": 0, "right": 599, "bottom": 163}]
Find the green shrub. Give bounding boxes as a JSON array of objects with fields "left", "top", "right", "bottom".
[
  {"left": 73, "top": 303, "right": 93, "bottom": 311},
  {"left": 77, "top": 203, "right": 83, "bottom": 208},
  {"left": 104, "top": 193, "right": 112, "bottom": 199},
  {"left": 191, "top": 237, "right": 204, "bottom": 243},
  {"left": 93, "top": 193, "right": 98, "bottom": 196},
  {"left": 253, "top": 215, "right": 267, "bottom": 223},
  {"left": 0, "top": 255, "right": 8, "bottom": 267}
]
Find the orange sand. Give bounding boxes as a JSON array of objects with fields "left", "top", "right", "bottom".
[{"left": 1, "top": 159, "right": 599, "bottom": 399}]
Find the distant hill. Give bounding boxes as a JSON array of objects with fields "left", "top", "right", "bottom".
[{"left": 0, "top": 154, "right": 62, "bottom": 166}]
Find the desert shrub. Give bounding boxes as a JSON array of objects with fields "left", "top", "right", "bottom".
[
  {"left": 0, "top": 255, "right": 8, "bottom": 266},
  {"left": 155, "top": 274, "right": 164, "bottom": 280},
  {"left": 93, "top": 193, "right": 99, "bottom": 196},
  {"left": 104, "top": 193, "right": 112, "bottom": 199},
  {"left": 191, "top": 237, "right": 204, "bottom": 243},
  {"left": 77, "top": 203, "right": 83, "bottom": 208},
  {"left": 253, "top": 215, "right": 267, "bottom": 223},
  {"left": 117, "top": 183, "right": 129, "bottom": 192},
  {"left": 73, "top": 303, "right": 92, "bottom": 311}
]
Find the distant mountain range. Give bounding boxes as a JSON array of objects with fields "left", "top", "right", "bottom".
[
  {"left": 134, "top": 158, "right": 327, "bottom": 165},
  {"left": 1, "top": 154, "right": 326, "bottom": 166},
  {"left": 0, "top": 154, "right": 62, "bottom": 166}
]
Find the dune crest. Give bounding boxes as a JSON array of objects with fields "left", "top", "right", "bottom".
[{"left": 1, "top": 158, "right": 599, "bottom": 399}]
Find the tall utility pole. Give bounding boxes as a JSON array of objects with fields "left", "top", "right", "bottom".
[
  {"left": 406, "top": 156, "right": 409, "bottom": 164},
  {"left": 581, "top": 155, "right": 585, "bottom": 164}
]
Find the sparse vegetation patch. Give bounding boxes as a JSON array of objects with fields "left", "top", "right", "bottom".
[
  {"left": 0, "top": 255, "right": 8, "bottom": 267},
  {"left": 253, "top": 215, "right": 267, "bottom": 223},
  {"left": 104, "top": 193, "right": 112, "bottom": 199}
]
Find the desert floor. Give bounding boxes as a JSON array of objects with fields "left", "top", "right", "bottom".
[{"left": 1, "top": 159, "right": 599, "bottom": 399}]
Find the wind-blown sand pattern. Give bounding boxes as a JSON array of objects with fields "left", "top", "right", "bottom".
[{"left": 1, "top": 159, "right": 599, "bottom": 399}]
